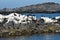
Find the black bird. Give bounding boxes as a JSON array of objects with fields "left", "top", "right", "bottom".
[
  {"left": 0, "top": 18, "right": 8, "bottom": 27},
  {"left": 2, "top": 18, "right": 8, "bottom": 24}
]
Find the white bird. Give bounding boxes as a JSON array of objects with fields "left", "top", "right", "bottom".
[
  {"left": 41, "top": 17, "right": 57, "bottom": 23},
  {"left": 55, "top": 16, "right": 60, "bottom": 19}
]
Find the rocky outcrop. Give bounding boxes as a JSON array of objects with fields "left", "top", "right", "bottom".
[{"left": 0, "top": 13, "right": 60, "bottom": 37}]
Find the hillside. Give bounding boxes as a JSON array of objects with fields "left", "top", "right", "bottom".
[
  {"left": 19, "top": 2, "right": 60, "bottom": 13},
  {"left": 0, "top": 2, "right": 60, "bottom": 14}
]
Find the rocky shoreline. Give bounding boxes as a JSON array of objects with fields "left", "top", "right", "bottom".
[
  {"left": 0, "top": 13, "right": 59, "bottom": 37},
  {"left": 0, "top": 23, "right": 60, "bottom": 37}
]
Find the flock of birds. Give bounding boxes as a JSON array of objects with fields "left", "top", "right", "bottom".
[
  {"left": 0, "top": 13, "right": 60, "bottom": 27},
  {"left": 0, "top": 13, "right": 37, "bottom": 27},
  {"left": 40, "top": 16, "right": 60, "bottom": 23}
]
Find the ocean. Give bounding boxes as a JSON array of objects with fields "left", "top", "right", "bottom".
[
  {"left": 0, "top": 34, "right": 60, "bottom": 40},
  {"left": 24, "top": 13, "right": 60, "bottom": 19}
]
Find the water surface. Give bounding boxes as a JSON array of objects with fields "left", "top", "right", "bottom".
[
  {"left": 24, "top": 13, "right": 60, "bottom": 19},
  {"left": 0, "top": 34, "right": 60, "bottom": 40}
]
